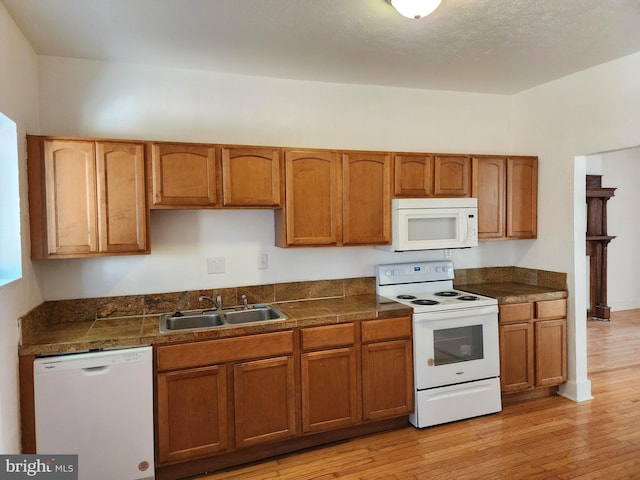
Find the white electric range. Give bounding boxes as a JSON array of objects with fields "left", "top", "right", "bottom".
[{"left": 376, "top": 260, "right": 502, "bottom": 428}]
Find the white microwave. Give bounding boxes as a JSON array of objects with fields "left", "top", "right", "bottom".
[{"left": 382, "top": 197, "right": 478, "bottom": 251}]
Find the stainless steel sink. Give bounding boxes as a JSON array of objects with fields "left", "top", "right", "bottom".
[
  {"left": 160, "top": 312, "right": 224, "bottom": 333},
  {"left": 223, "top": 306, "right": 285, "bottom": 325},
  {"left": 159, "top": 305, "right": 286, "bottom": 332}
]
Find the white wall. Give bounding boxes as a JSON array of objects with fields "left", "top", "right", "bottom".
[
  {"left": 511, "top": 52, "right": 640, "bottom": 401},
  {"left": 34, "top": 57, "right": 530, "bottom": 300},
  {"left": 0, "top": 3, "right": 41, "bottom": 453},
  {"left": 600, "top": 147, "right": 640, "bottom": 311}
]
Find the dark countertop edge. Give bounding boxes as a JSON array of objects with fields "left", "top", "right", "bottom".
[
  {"left": 19, "top": 296, "right": 413, "bottom": 357},
  {"left": 457, "top": 282, "right": 568, "bottom": 305}
]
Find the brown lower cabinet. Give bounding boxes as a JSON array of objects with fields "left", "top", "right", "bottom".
[
  {"left": 154, "top": 317, "right": 413, "bottom": 477},
  {"left": 301, "top": 347, "right": 360, "bottom": 433},
  {"left": 156, "top": 365, "right": 229, "bottom": 464},
  {"left": 499, "top": 299, "right": 567, "bottom": 394}
]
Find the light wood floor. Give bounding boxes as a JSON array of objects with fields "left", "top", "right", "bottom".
[{"left": 198, "top": 310, "right": 640, "bottom": 480}]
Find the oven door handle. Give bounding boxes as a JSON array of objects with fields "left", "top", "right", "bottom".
[{"left": 414, "top": 304, "right": 498, "bottom": 322}]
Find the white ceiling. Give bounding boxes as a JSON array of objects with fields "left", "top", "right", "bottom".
[{"left": 3, "top": 0, "right": 640, "bottom": 94}]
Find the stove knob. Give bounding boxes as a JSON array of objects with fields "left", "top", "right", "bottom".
[{"left": 385, "top": 270, "right": 392, "bottom": 277}]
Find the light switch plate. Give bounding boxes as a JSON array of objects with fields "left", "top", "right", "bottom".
[
  {"left": 258, "top": 253, "right": 268, "bottom": 270},
  {"left": 207, "top": 257, "right": 225, "bottom": 274}
]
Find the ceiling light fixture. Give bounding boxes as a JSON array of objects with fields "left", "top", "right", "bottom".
[{"left": 389, "top": 0, "right": 442, "bottom": 19}]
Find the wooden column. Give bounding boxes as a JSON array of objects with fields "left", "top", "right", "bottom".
[{"left": 586, "top": 175, "right": 616, "bottom": 321}]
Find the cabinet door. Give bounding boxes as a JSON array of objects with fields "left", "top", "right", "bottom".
[
  {"left": 362, "top": 340, "right": 414, "bottom": 420},
  {"left": 535, "top": 319, "right": 567, "bottom": 387},
  {"left": 280, "top": 150, "right": 341, "bottom": 246},
  {"left": 301, "top": 347, "right": 360, "bottom": 433},
  {"left": 472, "top": 156, "right": 506, "bottom": 239},
  {"left": 434, "top": 155, "right": 471, "bottom": 197},
  {"left": 393, "top": 154, "right": 434, "bottom": 197},
  {"left": 44, "top": 140, "right": 98, "bottom": 255},
  {"left": 96, "top": 142, "right": 148, "bottom": 253},
  {"left": 156, "top": 365, "right": 229, "bottom": 465},
  {"left": 507, "top": 156, "right": 537, "bottom": 238},
  {"left": 234, "top": 356, "right": 297, "bottom": 448},
  {"left": 151, "top": 143, "right": 217, "bottom": 207},
  {"left": 499, "top": 322, "right": 534, "bottom": 392},
  {"left": 221, "top": 146, "right": 281, "bottom": 206},
  {"left": 342, "top": 152, "right": 391, "bottom": 245}
]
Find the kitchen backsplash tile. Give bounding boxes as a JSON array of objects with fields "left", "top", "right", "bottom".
[
  {"left": 275, "top": 279, "right": 344, "bottom": 302},
  {"left": 237, "top": 284, "right": 276, "bottom": 305},
  {"left": 26, "top": 277, "right": 378, "bottom": 328},
  {"left": 535, "top": 269, "right": 567, "bottom": 290},
  {"left": 44, "top": 298, "right": 98, "bottom": 323},
  {"left": 21, "top": 270, "right": 565, "bottom": 334},
  {"left": 96, "top": 295, "right": 144, "bottom": 318},
  {"left": 344, "top": 277, "right": 376, "bottom": 296},
  {"left": 143, "top": 291, "right": 195, "bottom": 314},
  {"left": 510, "top": 267, "right": 539, "bottom": 285},
  {"left": 454, "top": 266, "right": 566, "bottom": 290}
]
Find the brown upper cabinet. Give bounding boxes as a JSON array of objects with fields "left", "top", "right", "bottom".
[
  {"left": 394, "top": 154, "right": 471, "bottom": 197},
  {"left": 342, "top": 152, "right": 391, "bottom": 245},
  {"left": 275, "top": 149, "right": 391, "bottom": 247},
  {"left": 276, "top": 149, "right": 342, "bottom": 246},
  {"left": 28, "top": 133, "right": 538, "bottom": 256},
  {"left": 393, "top": 154, "right": 434, "bottom": 196},
  {"left": 150, "top": 142, "right": 218, "bottom": 208},
  {"left": 27, "top": 136, "right": 149, "bottom": 259},
  {"left": 507, "top": 157, "right": 538, "bottom": 239},
  {"left": 472, "top": 156, "right": 538, "bottom": 240},
  {"left": 220, "top": 146, "right": 281, "bottom": 207}
]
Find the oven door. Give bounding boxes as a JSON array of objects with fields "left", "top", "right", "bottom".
[{"left": 413, "top": 305, "right": 499, "bottom": 390}]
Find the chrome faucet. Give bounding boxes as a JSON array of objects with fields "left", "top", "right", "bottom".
[
  {"left": 198, "top": 295, "right": 222, "bottom": 311},
  {"left": 241, "top": 294, "right": 249, "bottom": 310}
]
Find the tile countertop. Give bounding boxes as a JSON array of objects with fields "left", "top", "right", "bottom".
[
  {"left": 456, "top": 282, "right": 568, "bottom": 304},
  {"left": 19, "top": 294, "right": 413, "bottom": 357}
]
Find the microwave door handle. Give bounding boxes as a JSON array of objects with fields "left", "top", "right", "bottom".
[{"left": 460, "top": 213, "right": 468, "bottom": 241}]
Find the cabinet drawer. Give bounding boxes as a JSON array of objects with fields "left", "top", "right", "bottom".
[
  {"left": 535, "top": 299, "right": 567, "bottom": 320},
  {"left": 301, "top": 323, "right": 355, "bottom": 351},
  {"left": 157, "top": 331, "right": 294, "bottom": 371},
  {"left": 361, "top": 317, "right": 412, "bottom": 343},
  {"left": 499, "top": 303, "right": 532, "bottom": 324}
]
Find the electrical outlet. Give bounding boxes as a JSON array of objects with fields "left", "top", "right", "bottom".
[
  {"left": 207, "top": 257, "right": 225, "bottom": 274},
  {"left": 258, "top": 253, "right": 268, "bottom": 270}
]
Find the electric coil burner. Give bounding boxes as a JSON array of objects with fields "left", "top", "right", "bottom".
[
  {"left": 412, "top": 299, "right": 440, "bottom": 306},
  {"left": 376, "top": 260, "right": 502, "bottom": 428}
]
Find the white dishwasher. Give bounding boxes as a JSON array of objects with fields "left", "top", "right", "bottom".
[{"left": 34, "top": 346, "right": 155, "bottom": 480}]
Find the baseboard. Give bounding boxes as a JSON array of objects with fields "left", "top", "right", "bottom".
[{"left": 558, "top": 379, "right": 593, "bottom": 402}]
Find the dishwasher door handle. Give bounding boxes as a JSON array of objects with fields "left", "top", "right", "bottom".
[{"left": 82, "top": 365, "right": 110, "bottom": 374}]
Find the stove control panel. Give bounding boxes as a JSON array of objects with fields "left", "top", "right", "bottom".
[{"left": 377, "top": 260, "right": 454, "bottom": 285}]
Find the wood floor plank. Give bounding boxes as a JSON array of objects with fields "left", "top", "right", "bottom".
[{"left": 197, "top": 310, "right": 640, "bottom": 480}]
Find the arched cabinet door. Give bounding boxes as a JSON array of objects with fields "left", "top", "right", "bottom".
[
  {"left": 342, "top": 152, "right": 391, "bottom": 246},
  {"left": 434, "top": 155, "right": 471, "bottom": 197},
  {"left": 150, "top": 142, "right": 217, "bottom": 207},
  {"left": 278, "top": 149, "right": 342, "bottom": 246},
  {"left": 221, "top": 146, "right": 281, "bottom": 207},
  {"left": 96, "top": 142, "right": 147, "bottom": 253},
  {"left": 44, "top": 139, "right": 98, "bottom": 255}
]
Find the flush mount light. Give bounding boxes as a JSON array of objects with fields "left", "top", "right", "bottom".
[{"left": 389, "top": 0, "right": 442, "bottom": 19}]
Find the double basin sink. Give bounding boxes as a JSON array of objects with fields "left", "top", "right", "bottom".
[{"left": 160, "top": 305, "right": 287, "bottom": 333}]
